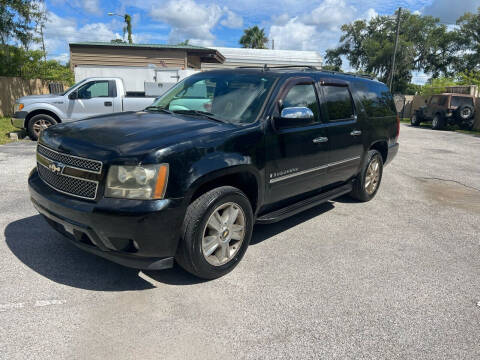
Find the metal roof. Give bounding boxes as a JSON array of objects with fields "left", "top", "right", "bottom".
[
  {"left": 211, "top": 47, "right": 323, "bottom": 67},
  {"left": 69, "top": 42, "right": 211, "bottom": 51}
]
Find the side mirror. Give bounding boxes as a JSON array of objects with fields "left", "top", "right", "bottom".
[
  {"left": 68, "top": 91, "right": 78, "bottom": 100},
  {"left": 275, "top": 107, "right": 314, "bottom": 130}
]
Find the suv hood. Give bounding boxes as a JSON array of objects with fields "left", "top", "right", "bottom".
[{"left": 40, "top": 111, "right": 235, "bottom": 161}]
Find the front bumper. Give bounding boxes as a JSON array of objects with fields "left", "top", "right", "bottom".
[
  {"left": 11, "top": 111, "right": 28, "bottom": 129},
  {"left": 28, "top": 168, "right": 186, "bottom": 270}
]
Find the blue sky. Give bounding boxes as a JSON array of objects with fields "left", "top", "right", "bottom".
[{"left": 44, "top": 0, "right": 480, "bottom": 83}]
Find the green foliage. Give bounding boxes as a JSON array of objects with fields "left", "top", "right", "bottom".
[
  {"left": 0, "top": 0, "right": 44, "bottom": 47},
  {"left": 419, "top": 77, "right": 456, "bottom": 95},
  {"left": 124, "top": 14, "right": 132, "bottom": 44},
  {"left": 239, "top": 26, "right": 268, "bottom": 49},
  {"left": 404, "top": 83, "right": 422, "bottom": 95},
  {"left": 0, "top": 44, "right": 74, "bottom": 84},
  {"left": 177, "top": 39, "right": 190, "bottom": 46},
  {"left": 325, "top": 9, "right": 456, "bottom": 93},
  {"left": 453, "top": 8, "right": 480, "bottom": 73},
  {"left": 456, "top": 70, "right": 480, "bottom": 87}
]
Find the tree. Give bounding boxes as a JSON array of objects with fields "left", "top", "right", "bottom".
[
  {"left": 453, "top": 8, "right": 480, "bottom": 73},
  {"left": 325, "top": 9, "right": 456, "bottom": 93},
  {"left": 124, "top": 14, "right": 132, "bottom": 44},
  {"left": 177, "top": 39, "right": 190, "bottom": 46},
  {"left": 239, "top": 26, "right": 268, "bottom": 49}
]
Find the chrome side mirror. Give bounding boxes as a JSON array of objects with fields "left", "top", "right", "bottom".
[
  {"left": 280, "top": 106, "right": 314, "bottom": 119},
  {"left": 275, "top": 106, "right": 315, "bottom": 130}
]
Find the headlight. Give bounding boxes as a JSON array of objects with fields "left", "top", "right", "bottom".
[
  {"left": 105, "top": 164, "right": 169, "bottom": 200},
  {"left": 14, "top": 103, "right": 24, "bottom": 112}
]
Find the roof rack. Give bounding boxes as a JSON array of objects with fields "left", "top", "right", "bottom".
[
  {"left": 236, "top": 64, "right": 318, "bottom": 71},
  {"left": 319, "top": 69, "right": 375, "bottom": 80},
  {"left": 235, "top": 65, "right": 376, "bottom": 79}
]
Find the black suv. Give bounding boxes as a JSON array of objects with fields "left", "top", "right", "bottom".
[{"left": 28, "top": 67, "right": 399, "bottom": 279}]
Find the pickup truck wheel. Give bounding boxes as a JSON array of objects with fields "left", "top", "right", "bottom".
[
  {"left": 27, "top": 114, "right": 57, "bottom": 140},
  {"left": 432, "top": 114, "right": 444, "bottom": 130},
  {"left": 176, "top": 186, "right": 253, "bottom": 279},
  {"left": 349, "top": 150, "right": 383, "bottom": 202}
]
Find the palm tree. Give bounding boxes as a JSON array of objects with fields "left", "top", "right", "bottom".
[{"left": 239, "top": 26, "right": 268, "bottom": 49}]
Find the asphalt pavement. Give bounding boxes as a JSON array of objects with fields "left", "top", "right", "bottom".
[{"left": 0, "top": 124, "right": 479, "bottom": 359}]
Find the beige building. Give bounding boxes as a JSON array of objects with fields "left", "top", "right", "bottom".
[{"left": 69, "top": 42, "right": 225, "bottom": 70}]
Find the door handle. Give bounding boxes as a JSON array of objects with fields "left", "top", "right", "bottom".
[
  {"left": 350, "top": 130, "right": 362, "bottom": 136},
  {"left": 313, "top": 136, "right": 328, "bottom": 143},
  {"left": 104, "top": 101, "right": 112, "bottom": 107}
]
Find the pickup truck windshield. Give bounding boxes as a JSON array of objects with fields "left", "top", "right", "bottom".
[
  {"left": 61, "top": 79, "right": 87, "bottom": 95},
  {"left": 150, "top": 72, "right": 276, "bottom": 124}
]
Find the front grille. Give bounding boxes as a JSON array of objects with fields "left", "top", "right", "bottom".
[
  {"left": 37, "top": 144, "right": 102, "bottom": 173},
  {"left": 38, "top": 164, "right": 98, "bottom": 200}
]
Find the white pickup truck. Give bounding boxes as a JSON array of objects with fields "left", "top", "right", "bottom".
[{"left": 11, "top": 77, "right": 156, "bottom": 140}]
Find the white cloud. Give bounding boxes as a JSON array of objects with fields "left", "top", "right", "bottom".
[
  {"left": 43, "top": 12, "right": 122, "bottom": 59},
  {"left": 363, "top": 8, "right": 378, "bottom": 21},
  {"left": 221, "top": 8, "right": 243, "bottom": 29},
  {"left": 268, "top": 0, "right": 362, "bottom": 52},
  {"left": 150, "top": 0, "right": 223, "bottom": 43},
  {"left": 302, "top": 0, "right": 356, "bottom": 30},
  {"left": 423, "top": 0, "right": 480, "bottom": 23},
  {"left": 269, "top": 17, "right": 317, "bottom": 51}
]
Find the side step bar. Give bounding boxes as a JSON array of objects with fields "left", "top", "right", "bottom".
[{"left": 256, "top": 182, "right": 353, "bottom": 224}]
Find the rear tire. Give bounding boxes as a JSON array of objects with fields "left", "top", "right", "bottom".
[
  {"left": 432, "top": 114, "right": 444, "bottom": 130},
  {"left": 176, "top": 186, "right": 253, "bottom": 280},
  {"left": 27, "top": 114, "right": 57, "bottom": 141},
  {"left": 349, "top": 150, "right": 383, "bottom": 202}
]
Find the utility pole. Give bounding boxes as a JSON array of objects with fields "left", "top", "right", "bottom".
[
  {"left": 389, "top": 7, "right": 402, "bottom": 92},
  {"left": 272, "top": 39, "right": 274, "bottom": 50}
]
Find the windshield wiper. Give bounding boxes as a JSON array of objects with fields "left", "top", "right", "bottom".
[
  {"left": 172, "top": 109, "right": 225, "bottom": 123},
  {"left": 144, "top": 106, "right": 173, "bottom": 114}
]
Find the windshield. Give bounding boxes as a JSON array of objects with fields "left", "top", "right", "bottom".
[
  {"left": 149, "top": 72, "right": 276, "bottom": 124},
  {"left": 61, "top": 79, "right": 88, "bottom": 95}
]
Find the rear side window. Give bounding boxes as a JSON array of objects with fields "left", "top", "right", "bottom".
[
  {"left": 322, "top": 85, "right": 354, "bottom": 121},
  {"left": 451, "top": 96, "right": 473, "bottom": 107},
  {"left": 352, "top": 81, "right": 396, "bottom": 117},
  {"left": 283, "top": 84, "right": 320, "bottom": 121}
]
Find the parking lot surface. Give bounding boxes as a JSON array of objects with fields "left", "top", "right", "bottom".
[{"left": 0, "top": 124, "right": 479, "bottom": 359}]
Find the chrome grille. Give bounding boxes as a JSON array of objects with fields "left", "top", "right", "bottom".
[
  {"left": 38, "top": 164, "right": 98, "bottom": 200},
  {"left": 37, "top": 144, "right": 102, "bottom": 173}
]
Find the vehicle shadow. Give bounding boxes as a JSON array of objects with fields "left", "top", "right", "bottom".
[
  {"left": 251, "top": 201, "right": 335, "bottom": 245},
  {"left": 4, "top": 215, "right": 157, "bottom": 291},
  {"left": 5, "top": 203, "right": 337, "bottom": 290}
]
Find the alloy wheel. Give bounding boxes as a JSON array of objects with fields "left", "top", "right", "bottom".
[
  {"left": 32, "top": 119, "right": 53, "bottom": 137},
  {"left": 202, "top": 202, "right": 246, "bottom": 266},
  {"left": 365, "top": 157, "right": 381, "bottom": 195}
]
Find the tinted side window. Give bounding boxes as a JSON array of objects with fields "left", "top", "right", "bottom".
[
  {"left": 78, "top": 81, "right": 110, "bottom": 99},
  {"left": 352, "top": 81, "right": 396, "bottom": 117},
  {"left": 323, "top": 85, "right": 354, "bottom": 121},
  {"left": 451, "top": 96, "right": 473, "bottom": 107},
  {"left": 282, "top": 84, "right": 320, "bottom": 121}
]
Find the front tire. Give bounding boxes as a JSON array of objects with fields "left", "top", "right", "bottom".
[
  {"left": 349, "top": 150, "right": 383, "bottom": 202},
  {"left": 411, "top": 113, "right": 421, "bottom": 126},
  {"left": 176, "top": 186, "right": 253, "bottom": 279},
  {"left": 27, "top": 114, "right": 57, "bottom": 140}
]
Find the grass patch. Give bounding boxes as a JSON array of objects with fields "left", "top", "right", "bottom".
[
  {"left": 0, "top": 117, "right": 18, "bottom": 145},
  {"left": 400, "top": 118, "right": 480, "bottom": 136}
]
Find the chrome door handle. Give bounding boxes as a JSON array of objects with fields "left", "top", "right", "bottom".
[
  {"left": 350, "top": 130, "right": 362, "bottom": 136},
  {"left": 313, "top": 137, "right": 328, "bottom": 143}
]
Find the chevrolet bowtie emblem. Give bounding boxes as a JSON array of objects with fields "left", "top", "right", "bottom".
[{"left": 48, "top": 162, "right": 64, "bottom": 174}]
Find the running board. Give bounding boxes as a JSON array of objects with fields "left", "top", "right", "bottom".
[{"left": 256, "top": 182, "right": 353, "bottom": 224}]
